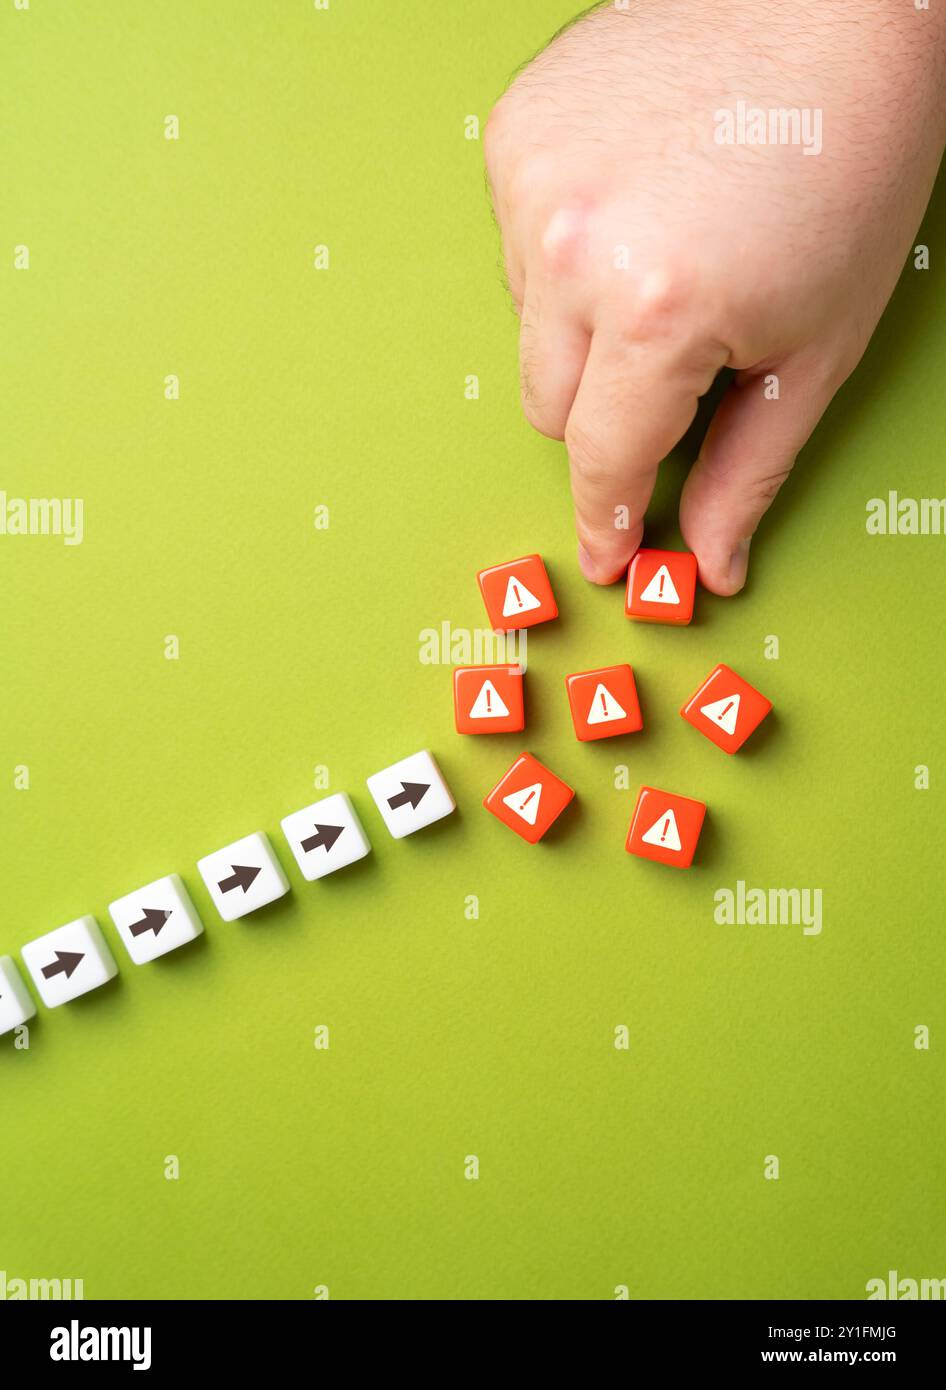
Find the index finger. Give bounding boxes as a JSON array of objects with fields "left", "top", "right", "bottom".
[{"left": 565, "top": 330, "right": 726, "bottom": 582}]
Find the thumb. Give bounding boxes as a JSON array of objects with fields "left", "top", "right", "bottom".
[{"left": 679, "top": 361, "right": 839, "bottom": 594}]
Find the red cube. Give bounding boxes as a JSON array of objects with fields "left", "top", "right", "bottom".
[
  {"left": 565, "top": 664, "right": 643, "bottom": 741},
  {"left": 477, "top": 554, "right": 558, "bottom": 631},
  {"left": 483, "top": 752, "right": 574, "bottom": 844},
  {"left": 681, "top": 664, "right": 772, "bottom": 754},
  {"left": 626, "top": 786, "right": 706, "bottom": 869},
  {"left": 625, "top": 548, "right": 697, "bottom": 626},
  {"left": 453, "top": 664, "right": 525, "bottom": 735}
]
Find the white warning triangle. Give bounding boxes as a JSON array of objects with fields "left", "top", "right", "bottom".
[
  {"left": 502, "top": 575, "right": 542, "bottom": 618},
  {"left": 503, "top": 782, "right": 542, "bottom": 825},
  {"left": 469, "top": 679, "right": 509, "bottom": 720},
  {"left": 639, "top": 564, "right": 679, "bottom": 605},
  {"left": 699, "top": 693, "right": 741, "bottom": 736},
  {"left": 586, "top": 682, "right": 627, "bottom": 725},
  {"left": 641, "top": 808, "right": 682, "bottom": 852}
]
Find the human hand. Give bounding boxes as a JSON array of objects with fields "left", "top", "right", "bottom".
[{"left": 485, "top": 0, "right": 946, "bottom": 591}]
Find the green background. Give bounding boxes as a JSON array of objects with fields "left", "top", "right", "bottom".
[{"left": 2, "top": 1, "right": 943, "bottom": 1302}]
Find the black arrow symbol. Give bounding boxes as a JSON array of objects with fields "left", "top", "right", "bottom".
[
  {"left": 218, "top": 864, "right": 262, "bottom": 895},
  {"left": 42, "top": 950, "right": 84, "bottom": 981},
  {"left": 300, "top": 823, "right": 344, "bottom": 854},
  {"left": 129, "top": 907, "right": 172, "bottom": 938},
  {"left": 387, "top": 781, "right": 429, "bottom": 811}
]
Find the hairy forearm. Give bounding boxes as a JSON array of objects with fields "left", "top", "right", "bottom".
[{"left": 530, "top": 0, "right": 946, "bottom": 126}]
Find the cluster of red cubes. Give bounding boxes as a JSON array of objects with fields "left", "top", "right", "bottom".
[{"left": 454, "top": 552, "right": 772, "bottom": 868}]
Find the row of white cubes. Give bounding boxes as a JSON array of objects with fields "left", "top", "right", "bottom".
[{"left": 0, "top": 750, "right": 455, "bottom": 1034}]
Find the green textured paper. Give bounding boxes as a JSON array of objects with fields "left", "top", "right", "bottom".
[{"left": 2, "top": 1, "right": 943, "bottom": 1302}]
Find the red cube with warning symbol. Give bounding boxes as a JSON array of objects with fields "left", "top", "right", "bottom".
[
  {"left": 483, "top": 752, "right": 574, "bottom": 844},
  {"left": 625, "top": 786, "right": 706, "bottom": 868},
  {"left": 477, "top": 554, "right": 558, "bottom": 631},
  {"left": 453, "top": 664, "right": 525, "bottom": 735},
  {"left": 625, "top": 548, "right": 698, "bottom": 625},
  {"left": 680, "top": 663, "right": 772, "bottom": 754},
  {"left": 565, "top": 663, "right": 643, "bottom": 741}
]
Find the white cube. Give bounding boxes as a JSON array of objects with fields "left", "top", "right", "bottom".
[
  {"left": 197, "top": 831, "right": 289, "bottom": 921},
  {"left": 109, "top": 873, "right": 204, "bottom": 964},
  {"left": 281, "top": 793, "right": 371, "bottom": 881},
  {"left": 366, "top": 749, "right": 455, "bottom": 839},
  {"left": 21, "top": 916, "right": 119, "bottom": 1008},
  {"left": 0, "top": 955, "right": 37, "bottom": 1035}
]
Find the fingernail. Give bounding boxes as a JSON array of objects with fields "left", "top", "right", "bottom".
[{"left": 727, "top": 538, "right": 752, "bottom": 590}]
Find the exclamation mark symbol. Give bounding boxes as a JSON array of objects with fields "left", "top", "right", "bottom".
[
  {"left": 513, "top": 583, "right": 522, "bottom": 609},
  {"left": 719, "top": 700, "right": 734, "bottom": 724},
  {"left": 521, "top": 788, "right": 537, "bottom": 810},
  {"left": 660, "top": 816, "right": 670, "bottom": 843},
  {"left": 658, "top": 571, "right": 665, "bottom": 599},
  {"left": 600, "top": 690, "right": 609, "bottom": 717},
  {"left": 486, "top": 686, "right": 492, "bottom": 713}
]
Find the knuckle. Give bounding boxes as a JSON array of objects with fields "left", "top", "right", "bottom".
[
  {"left": 618, "top": 263, "right": 693, "bottom": 341},
  {"left": 565, "top": 419, "right": 614, "bottom": 489},
  {"left": 519, "top": 378, "right": 547, "bottom": 435},
  {"left": 746, "top": 463, "right": 795, "bottom": 506},
  {"left": 518, "top": 323, "right": 557, "bottom": 438},
  {"left": 520, "top": 363, "right": 566, "bottom": 440},
  {"left": 536, "top": 199, "right": 593, "bottom": 276},
  {"left": 697, "top": 449, "right": 794, "bottom": 507},
  {"left": 518, "top": 328, "right": 569, "bottom": 439},
  {"left": 801, "top": 347, "right": 863, "bottom": 400},
  {"left": 819, "top": 355, "right": 858, "bottom": 397},
  {"left": 518, "top": 369, "right": 540, "bottom": 421},
  {"left": 523, "top": 397, "right": 566, "bottom": 441}
]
